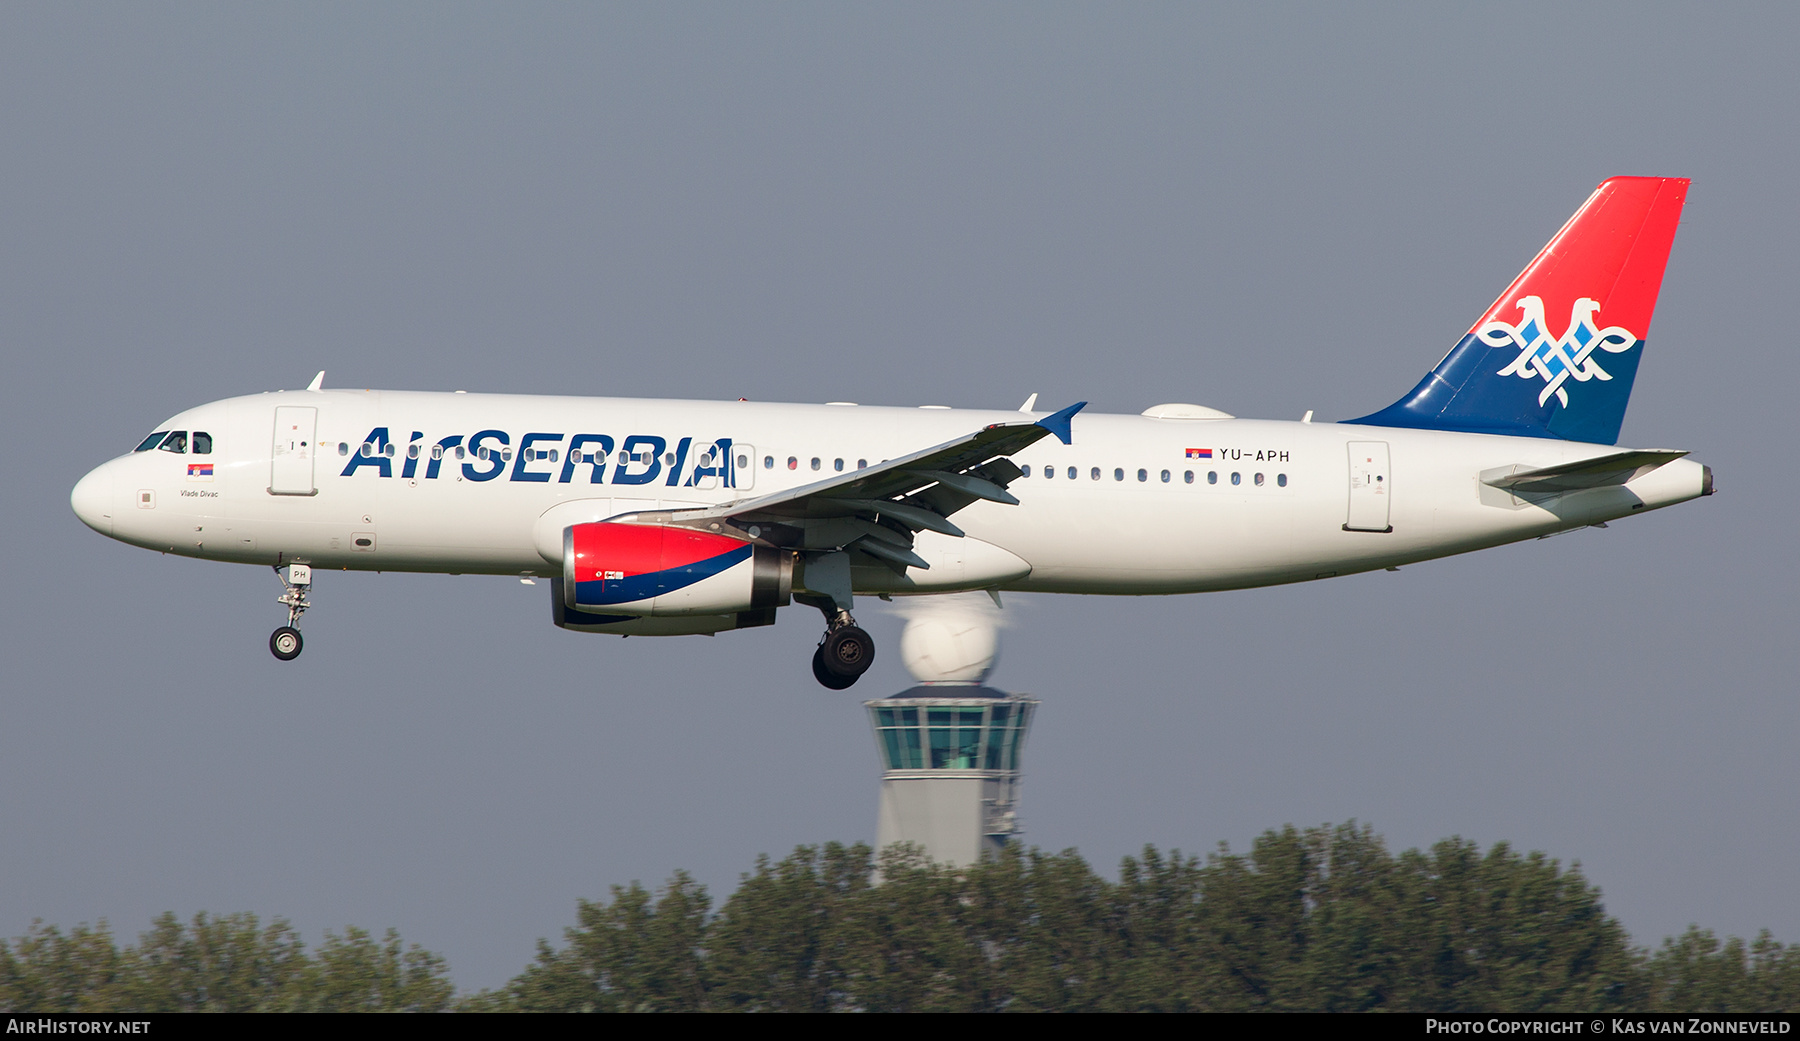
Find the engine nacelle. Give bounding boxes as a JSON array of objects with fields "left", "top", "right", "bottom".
[
  {"left": 562, "top": 521, "right": 792, "bottom": 617},
  {"left": 551, "top": 578, "right": 779, "bottom": 636}
]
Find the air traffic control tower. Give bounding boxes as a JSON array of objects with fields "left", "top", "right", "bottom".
[{"left": 864, "top": 597, "right": 1038, "bottom": 866}]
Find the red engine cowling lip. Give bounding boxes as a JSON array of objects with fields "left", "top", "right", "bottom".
[{"left": 563, "top": 521, "right": 790, "bottom": 616}]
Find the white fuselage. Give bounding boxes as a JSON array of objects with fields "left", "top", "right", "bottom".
[{"left": 71, "top": 389, "right": 1709, "bottom": 598}]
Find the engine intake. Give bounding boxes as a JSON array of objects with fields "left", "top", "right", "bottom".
[{"left": 563, "top": 521, "right": 791, "bottom": 617}]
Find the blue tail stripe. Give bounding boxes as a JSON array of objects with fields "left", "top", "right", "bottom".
[{"left": 1347, "top": 332, "right": 1644, "bottom": 444}]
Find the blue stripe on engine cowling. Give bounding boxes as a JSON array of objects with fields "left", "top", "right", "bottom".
[
  {"left": 1346, "top": 333, "right": 1644, "bottom": 445},
  {"left": 563, "top": 606, "right": 638, "bottom": 626},
  {"left": 572, "top": 544, "right": 754, "bottom": 607}
]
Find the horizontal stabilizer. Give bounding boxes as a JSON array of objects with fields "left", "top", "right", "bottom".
[{"left": 1482, "top": 449, "right": 1687, "bottom": 494}]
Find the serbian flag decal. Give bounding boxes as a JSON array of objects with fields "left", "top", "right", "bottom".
[
  {"left": 187, "top": 462, "right": 214, "bottom": 480},
  {"left": 1185, "top": 448, "right": 1212, "bottom": 459}
]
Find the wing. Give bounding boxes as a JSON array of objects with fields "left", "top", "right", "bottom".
[{"left": 617, "top": 401, "right": 1085, "bottom": 572}]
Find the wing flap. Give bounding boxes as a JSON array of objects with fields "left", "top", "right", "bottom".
[{"left": 905, "top": 469, "right": 1020, "bottom": 505}]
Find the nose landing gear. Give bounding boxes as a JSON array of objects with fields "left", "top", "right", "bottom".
[{"left": 271, "top": 563, "right": 312, "bottom": 661}]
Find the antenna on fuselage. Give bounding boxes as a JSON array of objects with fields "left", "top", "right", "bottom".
[{"left": 306, "top": 371, "right": 325, "bottom": 392}]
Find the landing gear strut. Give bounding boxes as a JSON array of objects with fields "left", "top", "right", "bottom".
[
  {"left": 812, "top": 608, "right": 874, "bottom": 689},
  {"left": 271, "top": 563, "right": 312, "bottom": 662}
]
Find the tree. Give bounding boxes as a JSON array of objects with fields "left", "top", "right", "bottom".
[
  {"left": 504, "top": 872, "right": 711, "bottom": 1012},
  {"left": 0, "top": 920, "right": 127, "bottom": 1012},
  {"left": 114, "top": 912, "right": 307, "bottom": 1012},
  {"left": 1645, "top": 927, "right": 1800, "bottom": 1012},
  {"left": 705, "top": 843, "right": 872, "bottom": 1012},
  {"left": 294, "top": 926, "right": 454, "bottom": 1012},
  {"left": 1, "top": 914, "right": 452, "bottom": 1013}
]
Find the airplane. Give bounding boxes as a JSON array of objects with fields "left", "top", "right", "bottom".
[{"left": 70, "top": 176, "right": 1710, "bottom": 689}]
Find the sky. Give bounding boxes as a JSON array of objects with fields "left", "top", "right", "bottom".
[{"left": 3, "top": 3, "right": 1796, "bottom": 992}]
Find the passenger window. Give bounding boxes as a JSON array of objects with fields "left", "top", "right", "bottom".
[
  {"left": 1091, "top": 467, "right": 1101, "bottom": 481},
  {"left": 857, "top": 459, "right": 868, "bottom": 469},
  {"left": 477, "top": 446, "right": 489, "bottom": 462},
  {"left": 1208, "top": 471, "right": 1217, "bottom": 484},
  {"left": 360, "top": 443, "right": 374, "bottom": 458},
  {"left": 834, "top": 458, "right": 844, "bottom": 472},
  {"left": 787, "top": 456, "right": 798, "bottom": 470},
  {"left": 1278, "top": 473, "right": 1288, "bottom": 487},
  {"left": 191, "top": 432, "right": 213, "bottom": 455},
  {"left": 455, "top": 446, "right": 466, "bottom": 460},
  {"left": 549, "top": 449, "right": 560, "bottom": 462},
  {"left": 1184, "top": 470, "right": 1194, "bottom": 484},
  {"left": 158, "top": 431, "right": 188, "bottom": 454},
  {"left": 338, "top": 442, "right": 350, "bottom": 457},
  {"left": 1254, "top": 472, "right": 1265, "bottom": 486},
  {"left": 1161, "top": 469, "right": 1171, "bottom": 483},
  {"left": 431, "top": 445, "right": 444, "bottom": 461},
  {"left": 1136, "top": 468, "right": 1147, "bottom": 482},
  {"left": 502, "top": 449, "right": 513, "bottom": 463},
  {"left": 1044, "top": 465, "right": 1054, "bottom": 479},
  {"left": 407, "top": 444, "right": 420, "bottom": 459},
  {"left": 135, "top": 431, "right": 169, "bottom": 452},
  {"left": 383, "top": 444, "right": 396, "bottom": 458},
  {"left": 811, "top": 457, "right": 821, "bottom": 471},
  {"left": 1114, "top": 468, "right": 1124, "bottom": 481},
  {"left": 1231, "top": 472, "right": 1241, "bottom": 485},
  {"left": 1066, "top": 466, "right": 1076, "bottom": 480},
  {"left": 1020, "top": 465, "right": 1031, "bottom": 477},
  {"left": 764, "top": 456, "right": 774, "bottom": 469}
]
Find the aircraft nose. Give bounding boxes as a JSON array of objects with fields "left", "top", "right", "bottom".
[{"left": 71, "top": 463, "right": 115, "bottom": 536}]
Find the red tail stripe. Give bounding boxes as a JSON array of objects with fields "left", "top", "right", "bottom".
[{"left": 1468, "top": 176, "right": 1688, "bottom": 339}]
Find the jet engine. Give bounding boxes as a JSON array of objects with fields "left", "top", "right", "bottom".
[{"left": 561, "top": 521, "right": 791, "bottom": 618}]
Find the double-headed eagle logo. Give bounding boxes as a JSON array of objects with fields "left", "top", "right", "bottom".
[{"left": 1482, "top": 296, "right": 1640, "bottom": 408}]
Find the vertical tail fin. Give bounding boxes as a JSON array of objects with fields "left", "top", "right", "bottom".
[{"left": 1349, "top": 176, "right": 1689, "bottom": 444}]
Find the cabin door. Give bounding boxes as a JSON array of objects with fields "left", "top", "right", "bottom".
[
  {"left": 1345, "top": 441, "right": 1392, "bottom": 532},
  {"left": 270, "top": 406, "right": 319, "bottom": 496}
]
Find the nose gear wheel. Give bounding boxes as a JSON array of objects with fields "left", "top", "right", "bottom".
[{"left": 270, "top": 626, "right": 303, "bottom": 661}]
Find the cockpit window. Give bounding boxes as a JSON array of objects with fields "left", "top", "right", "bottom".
[
  {"left": 157, "top": 431, "right": 188, "bottom": 454},
  {"left": 191, "top": 431, "right": 213, "bottom": 455},
  {"left": 134, "top": 431, "right": 169, "bottom": 452}
]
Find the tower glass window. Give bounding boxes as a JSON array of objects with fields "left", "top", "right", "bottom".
[{"left": 869, "top": 699, "right": 1036, "bottom": 773}]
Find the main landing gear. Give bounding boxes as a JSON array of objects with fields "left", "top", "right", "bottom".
[
  {"left": 271, "top": 563, "right": 312, "bottom": 662},
  {"left": 811, "top": 609, "right": 875, "bottom": 690}
]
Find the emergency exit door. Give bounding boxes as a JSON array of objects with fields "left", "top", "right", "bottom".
[
  {"left": 270, "top": 406, "right": 319, "bottom": 496},
  {"left": 1345, "top": 441, "right": 1392, "bottom": 532}
]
